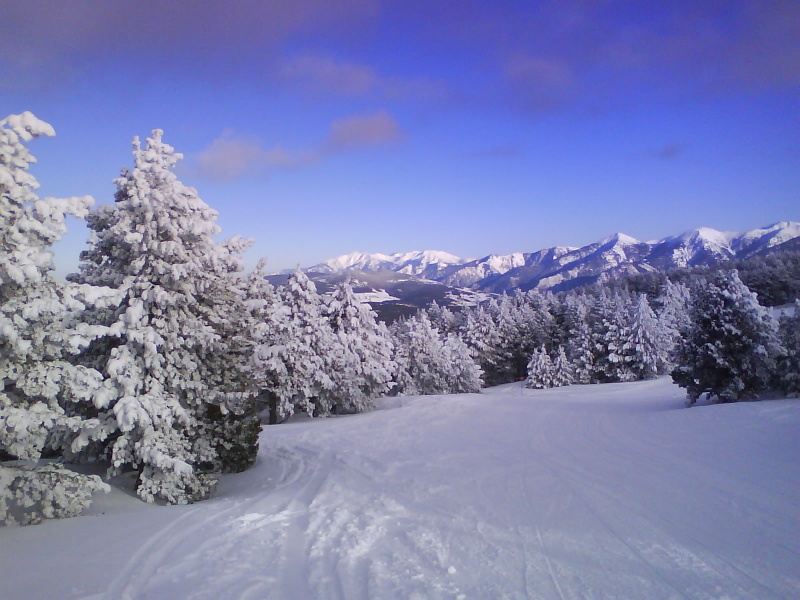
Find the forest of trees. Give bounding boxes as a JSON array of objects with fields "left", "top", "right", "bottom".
[{"left": 2, "top": 113, "right": 798, "bottom": 524}]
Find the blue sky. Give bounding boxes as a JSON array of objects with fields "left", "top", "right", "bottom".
[{"left": 2, "top": 0, "right": 798, "bottom": 275}]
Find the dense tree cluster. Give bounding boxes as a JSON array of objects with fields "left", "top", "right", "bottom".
[
  {"left": 612, "top": 243, "right": 800, "bottom": 308},
  {"left": 2, "top": 112, "right": 798, "bottom": 525},
  {"left": 0, "top": 115, "right": 403, "bottom": 522}
]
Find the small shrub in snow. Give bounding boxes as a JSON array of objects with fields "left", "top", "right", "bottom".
[{"left": 0, "top": 463, "right": 109, "bottom": 526}]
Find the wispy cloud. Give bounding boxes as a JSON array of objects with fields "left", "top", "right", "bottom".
[
  {"left": 192, "top": 111, "right": 402, "bottom": 181},
  {"left": 326, "top": 111, "right": 402, "bottom": 150},
  {"left": 278, "top": 55, "right": 377, "bottom": 95},
  {"left": 193, "top": 131, "right": 315, "bottom": 181},
  {"left": 278, "top": 54, "right": 448, "bottom": 103},
  {"left": 0, "top": 0, "right": 380, "bottom": 91}
]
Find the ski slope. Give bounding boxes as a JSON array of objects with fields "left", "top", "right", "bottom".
[{"left": 2, "top": 378, "right": 799, "bottom": 599}]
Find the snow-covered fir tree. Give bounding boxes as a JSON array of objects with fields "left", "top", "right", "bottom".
[
  {"left": 426, "top": 300, "right": 460, "bottom": 336},
  {"left": 442, "top": 333, "right": 483, "bottom": 393},
  {"left": 592, "top": 290, "right": 636, "bottom": 383},
  {"left": 392, "top": 312, "right": 480, "bottom": 396},
  {"left": 777, "top": 301, "right": 800, "bottom": 397},
  {"left": 656, "top": 279, "right": 691, "bottom": 369},
  {"left": 561, "top": 294, "right": 595, "bottom": 384},
  {"left": 253, "top": 268, "right": 336, "bottom": 423},
  {"left": 460, "top": 304, "right": 503, "bottom": 384},
  {"left": 525, "top": 346, "right": 554, "bottom": 389},
  {"left": 671, "top": 270, "right": 782, "bottom": 406},
  {"left": 324, "top": 278, "right": 395, "bottom": 413},
  {"left": 550, "top": 346, "right": 574, "bottom": 387},
  {"left": 506, "top": 292, "right": 557, "bottom": 382},
  {"left": 0, "top": 112, "right": 110, "bottom": 523},
  {"left": 623, "top": 293, "right": 664, "bottom": 380},
  {"left": 69, "top": 129, "right": 254, "bottom": 503}
]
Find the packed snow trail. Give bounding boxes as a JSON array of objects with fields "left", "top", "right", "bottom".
[{"left": 1, "top": 378, "right": 799, "bottom": 599}]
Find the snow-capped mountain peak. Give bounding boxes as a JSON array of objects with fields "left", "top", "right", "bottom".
[
  {"left": 309, "top": 249, "right": 469, "bottom": 278},
  {"left": 600, "top": 232, "right": 641, "bottom": 246},
  {"left": 307, "top": 222, "right": 799, "bottom": 296}
]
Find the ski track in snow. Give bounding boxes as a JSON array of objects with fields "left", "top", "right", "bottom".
[{"left": 1, "top": 378, "right": 799, "bottom": 600}]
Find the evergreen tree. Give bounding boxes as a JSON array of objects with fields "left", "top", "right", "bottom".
[
  {"left": 460, "top": 304, "right": 503, "bottom": 385},
  {"left": 324, "top": 278, "right": 395, "bottom": 413},
  {"left": 777, "top": 301, "right": 800, "bottom": 397},
  {"left": 392, "top": 312, "right": 451, "bottom": 396},
  {"left": 70, "top": 129, "right": 253, "bottom": 503},
  {"left": 1, "top": 112, "right": 110, "bottom": 523},
  {"left": 623, "top": 294, "right": 664, "bottom": 380},
  {"left": 426, "top": 300, "right": 459, "bottom": 336},
  {"left": 592, "top": 290, "right": 635, "bottom": 382},
  {"left": 525, "top": 347, "right": 554, "bottom": 389},
  {"left": 656, "top": 279, "right": 691, "bottom": 371},
  {"left": 550, "top": 346, "right": 574, "bottom": 387},
  {"left": 253, "top": 268, "right": 336, "bottom": 422},
  {"left": 671, "top": 270, "right": 782, "bottom": 406},
  {"left": 442, "top": 333, "right": 483, "bottom": 393},
  {"left": 562, "top": 294, "right": 594, "bottom": 384}
]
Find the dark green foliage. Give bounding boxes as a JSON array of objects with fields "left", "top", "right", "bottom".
[
  {"left": 614, "top": 246, "right": 800, "bottom": 308},
  {"left": 777, "top": 302, "right": 800, "bottom": 397},
  {"left": 205, "top": 404, "right": 261, "bottom": 474},
  {"left": 671, "top": 271, "right": 782, "bottom": 406}
]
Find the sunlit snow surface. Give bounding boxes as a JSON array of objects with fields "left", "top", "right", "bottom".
[{"left": 2, "top": 378, "right": 799, "bottom": 599}]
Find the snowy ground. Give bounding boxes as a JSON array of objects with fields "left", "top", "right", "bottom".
[{"left": 2, "top": 378, "right": 799, "bottom": 599}]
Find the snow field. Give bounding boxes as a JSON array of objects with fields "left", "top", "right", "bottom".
[{"left": 1, "top": 377, "right": 799, "bottom": 599}]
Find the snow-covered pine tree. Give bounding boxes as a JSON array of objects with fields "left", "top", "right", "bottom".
[
  {"left": 253, "top": 268, "right": 336, "bottom": 422},
  {"left": 1, "top": 112, "right": 110, "bottom": 524},
  {"left": 200, "top": 249, "right": 265, "bottom": 474},
  {"left": 442, "top": 333, "right": 483, "bottom": 393},
  {"left": 460, "top": 304, "right": 503, "bottom": 385},
  {"left": 391, "top": 312, "right": 451, "bottom": 396},
  {"left": 324, "top": 278, "right": 395, "bottom": 413},
  {"left": 671, "top": 270, "right": 782, "bottom": 406},
  {"left": 525, "top": 346, "right": 554, "bottom": 389},
  {"left": 656, "top": 278, "right": 691, "bottom": 371},
  {"left": 426, "top": 300, "right": 460, "bottom": 336},
  {"left": 550, "top": 346, "right": 574, "bottom": 387},
  {"left": 623, "top": 293, "right": 664, "bottom": 380},
  {"left": 510, "top": 292, "right": 558, "bottom": 381},
  {"left": 69, "top": 129, "right": 254, "bottom": 503},
  {"left": 777, "top": 300, "right": 800, "bottom": 397},
  {"left": 562, "top": 294, "right": 594, "bottom": 384},
  {"left": 592, "top": 290, "right": 636, "bottom": 383}
]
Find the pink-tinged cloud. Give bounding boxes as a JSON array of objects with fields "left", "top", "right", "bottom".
[
  {"left": 327, "top": 111, "right": 402, "bottom": 150},
  {"left": 194, "top": 132, "right": 314, "bottom": 181},
  {"left": 194, "top": 111, "right": 402, "bottom": 180}
]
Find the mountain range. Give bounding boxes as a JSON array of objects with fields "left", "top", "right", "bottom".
[
  {"left": 265, "top": 222, "right": 800, "bottom": 319},
  {"left": 308, "top": 222, "right": 799, "bottom": 294}
]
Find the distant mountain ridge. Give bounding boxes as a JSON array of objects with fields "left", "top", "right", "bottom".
[{"left": 307, "top": 222, "right": 800, "bottom": 294}]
